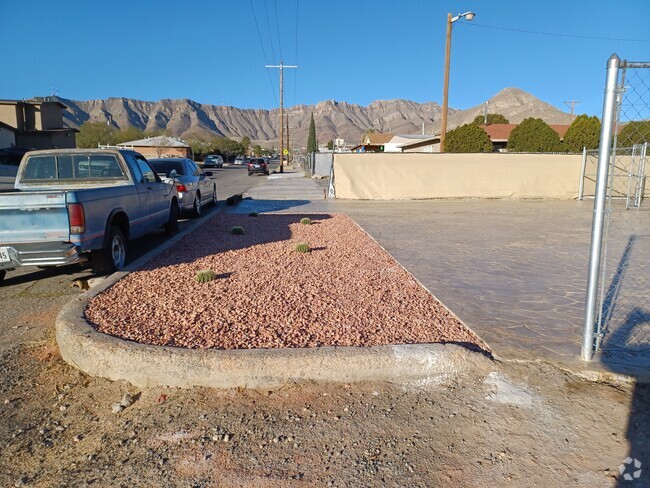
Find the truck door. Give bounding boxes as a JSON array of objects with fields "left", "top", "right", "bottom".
[{"left": 135, "top": 155, "right": 172, "bottom": 228}]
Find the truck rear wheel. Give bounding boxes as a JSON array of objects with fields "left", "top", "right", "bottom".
[
  {"left": 165, "top": 202, "right": 179, "bottom": 235},
  {"left": 92, "top": 225, "right": 127, "bottom": 274}
]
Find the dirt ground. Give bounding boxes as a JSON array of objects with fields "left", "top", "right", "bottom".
[{"left": 1, "top": 328, "right": 647, "bottom": 487}]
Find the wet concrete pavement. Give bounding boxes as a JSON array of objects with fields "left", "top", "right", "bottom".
[{"left": 227, "top": 170, "right": 650, "bottom": 378}]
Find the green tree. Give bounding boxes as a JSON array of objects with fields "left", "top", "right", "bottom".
[
  {"left": 507, "top": 118, "right": 563, "bottom": 152},
  {"left": 113, "top": 126, "right": 145, "bottom": 144},
  {"left": 241, "top": 136, "right": 251, "bottom": 155},
  {"left": 212, "top": 137, "right": 244, "bottom": 162},
  {"left": 618, "top": 120, "right": 650, "bottom": 147},
  {"left": 472, "top": 113, "right": 509, "bottom": 125},
  {"left": 307, "top": 113, "right": 317, "bottom": 153},
  {"left": 327, "top": 139, "right": 334, "bottom": 150},
  {"left": 445, "top": 124, "right": 493, "bottom": 153},
  {"left": 186, "top": 138, "right": 212, "bottom": 160},
  {"left": 562, "top": 114, "right": 601, "bottom": 153},
  {"left": 76, "top": 121, "right": 116, "bottom": 148},
  {"left": 253, "top": 144, "right": 263, "bottom": 156}
]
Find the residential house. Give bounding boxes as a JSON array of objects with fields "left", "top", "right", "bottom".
[
  {"left": 351, "top": 133, "right": 394, "bottom": 153},
  {"left": 0, "top": 98, "right": 78, "bottom": 150},
  {"left": 117, "top": 136, "right": 192, "bottom": 159}
]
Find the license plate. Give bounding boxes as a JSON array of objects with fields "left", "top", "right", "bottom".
[
  {"left": 254, "top": 164, "right": 260, "bottom": 168},
  {"left": 0, "top": 247, "right": 9, "bottom": 263}
]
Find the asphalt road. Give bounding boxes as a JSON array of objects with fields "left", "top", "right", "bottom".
[{"left": 0, "top": 162, "right": 272, "bottom": 351}]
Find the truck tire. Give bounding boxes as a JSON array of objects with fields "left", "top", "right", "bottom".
[
  {"left": 165, "top": 202, "right": 179, "bottom": 235},
  {"left": 192, "top": 192, "right": 202, "bottom": 217},
  {"left": 210, "top": 186, "right": 217, "bottom": 206},
  {"left": 92, "top": 225, "right": 126, "bottom": 274}
]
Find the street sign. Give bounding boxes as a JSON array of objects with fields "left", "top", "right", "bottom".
[{"left": 283, "top": 149, "right": 289, "bottom": 155}]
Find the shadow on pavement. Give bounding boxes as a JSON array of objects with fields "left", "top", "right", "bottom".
[
  {"left": 228, "top": 198, "right": 315, "bottom": 214},
  {"left": 598, "top": 234, "right": 650, "bottom": 486}
]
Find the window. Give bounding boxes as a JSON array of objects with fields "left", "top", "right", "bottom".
[
  {"left": 135, "top": 155, "right": 157, "bottom": 183},
  {"left": 21, "top": 154, "right": 125, "bottom": 180}
]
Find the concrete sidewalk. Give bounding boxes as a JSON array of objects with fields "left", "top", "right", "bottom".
[{"left": 226, "top": 170, "right": 650, "bottom": 380}]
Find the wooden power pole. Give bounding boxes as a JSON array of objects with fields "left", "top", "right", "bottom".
[{"left": 266, "top": 61, "right": 297, "bottom": 173}]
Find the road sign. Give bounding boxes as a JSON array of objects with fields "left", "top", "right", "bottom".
[{"left": 283, "top": 149, "right": 289, "bottom": 155}]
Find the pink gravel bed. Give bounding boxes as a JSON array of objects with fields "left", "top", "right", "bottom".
[{"left": 85, "top": 213, "right": 486, "bottom": 351}]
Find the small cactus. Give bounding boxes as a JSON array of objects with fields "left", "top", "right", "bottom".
[
  {"left": 295, "top": 242, "right": 311, "bottom": 253},
  {"left": 195, "top": 269, "right": 216, "bottom": 283},
  {"left": 231, "top": 226, "right": 245, "bottom": 235},
  {"left": 248, "top": 212, "right": 258, "bottom": 217},
  {"left": 300, "top": 217, "right": 312, "bottom": 225}
]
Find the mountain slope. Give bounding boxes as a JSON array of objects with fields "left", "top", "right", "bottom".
[{"left": 61, "top": 88, "right": 570, "bottom": 147}]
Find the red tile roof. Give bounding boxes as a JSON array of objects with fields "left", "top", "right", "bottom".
[{"left": 479, "top": 124, "right": 571, "bottom": 141}]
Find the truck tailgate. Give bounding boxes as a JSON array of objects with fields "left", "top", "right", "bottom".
[{"left": 0, "top": 191, "right": 70, "bottom": 243}]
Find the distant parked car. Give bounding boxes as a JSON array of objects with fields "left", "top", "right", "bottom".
[
  {"left": 203, "top": 154, "right": 223, "bottom": 168},
  {"left": 248, "top": 158, "right": 269, "bottom": 176},
  {"left": 149, "top": 158, "right": 217, "bottom": 217},
  {"left": 234, "top": 155, "right": 250, "bottom": 165}
]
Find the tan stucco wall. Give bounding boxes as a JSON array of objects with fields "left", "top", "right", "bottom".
[
  {"left": 0, "top": 105, "right": 19, "bottom": 129},
  {"left": 334, "top": 153, "right": 583, "bottom": 200}
]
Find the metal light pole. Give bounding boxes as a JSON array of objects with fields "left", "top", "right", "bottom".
[{"left": 439, "top": 11, "right": 475, "bottom": 153}]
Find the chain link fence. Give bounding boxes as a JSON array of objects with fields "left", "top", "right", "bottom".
[{"left": 582, "top": 57, "right": 650, "bottom": 369}]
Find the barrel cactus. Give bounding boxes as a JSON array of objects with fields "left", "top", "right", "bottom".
[
  {"left": 295, "top": 242, "right": 311, "bottom": 253},
  {"left": 300, "top": 217, "right": 312, "bottom": 225},
  {"left": 195, "top": 269, "right": 216, "bottom": 283},
  {"left": 248, "top": 212, "right": 258, "bottom": 217},
  {"left": 231, "top": 226, "right": 245, "bottom": 235}
]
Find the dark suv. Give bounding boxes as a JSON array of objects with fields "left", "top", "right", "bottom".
[{"left": 247, "top": 158, "right": 269, "bottom": 176}]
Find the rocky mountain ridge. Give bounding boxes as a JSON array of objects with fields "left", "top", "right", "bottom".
[{"left": 61, "top": 88, "right": 572, "bottom": 147}]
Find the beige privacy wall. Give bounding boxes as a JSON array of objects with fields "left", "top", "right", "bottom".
[{"left": 333, "top": 153, "right": 584, "bottom": 200}]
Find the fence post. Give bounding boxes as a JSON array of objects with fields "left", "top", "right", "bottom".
[
  {"left": 581, "top": 54, "right": 621, "bottom": 361},
  {"left": 578, "top": 146, "right": 588, "bottom": 200}
]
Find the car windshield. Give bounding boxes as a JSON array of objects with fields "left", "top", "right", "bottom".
[{"left": 150, "top": 160, "right": 185, "bottom": 176}]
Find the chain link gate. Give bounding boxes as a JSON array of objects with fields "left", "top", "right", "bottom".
[{"left": 582, "top": 56, "right": 650, "bottom": 368}]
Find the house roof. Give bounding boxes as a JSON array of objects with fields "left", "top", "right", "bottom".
[
  {"left": 363, "top": 133, "right": 394, "bottom": 145},
  {"left": 479, "top": 124, "right": 571, "bottom": 141},
  {"left": 118, "top": 136, "right": 190, "bottom": 148},
  {"left": 0, "top": 98, "right": 68, "bottom": 110}
]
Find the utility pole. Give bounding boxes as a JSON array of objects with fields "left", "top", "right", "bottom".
[
  {"left": 285, "top": 113, "right": 290, "bottom": 166},
  {"left": 266, "top": 61, "right": 297, "bottom": 173},
  {"left": 564, "top": 100, "right": 581, "bottom": 122},
  {"left": 484, "top": 101, "right": 489, "bottom": 125}
]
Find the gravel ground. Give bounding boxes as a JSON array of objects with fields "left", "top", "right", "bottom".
[{"left": 86, "top": 214, "right": 485, "bottom": 352}]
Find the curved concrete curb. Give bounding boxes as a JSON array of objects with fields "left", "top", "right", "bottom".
[{"left": 56, "top": 283, "right": 492, "bottom": 389}]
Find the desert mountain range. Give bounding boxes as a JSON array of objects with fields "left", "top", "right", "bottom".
[{"left": 61, "top": 88, "right": 572, "bottom": 148}]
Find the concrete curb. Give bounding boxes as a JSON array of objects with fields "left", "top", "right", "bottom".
[
  {"left": 55, "top": 200, "right": 494, "bottom": 390},
  {"left": 56, "top": 294, "right": 492, "bottom": 389}
]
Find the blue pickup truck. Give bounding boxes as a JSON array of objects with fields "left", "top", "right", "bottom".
[{"left": 0, "top": 148, "right": 180, "bottom": 283}]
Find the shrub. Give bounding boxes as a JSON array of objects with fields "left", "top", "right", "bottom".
[
  {"left": 445, "top": 123, "right": 493, "bottom": 153},
  {"left": 563, "top": 114, "right": 601, "bottom": 153},
  {"left": 295, "top": 242, "right": 311, "bottom": 253},
  {"left": 231, "top": 226, "right": 245, "bottom": 235},
  {"left": 507, "top": 118, "right": 563, "bottom": 152},
  {"left": 248, "top": 212, "right": 258, "bottom": 217},
  {"left": 195, "top": 269, "right": 216, "bottom": 283},
  {"left": 618, "top": 120, "right": 650, "bottom": 147},
  {"left": 472, "top": 113, "right": 509, "bottom": 125},
  {"left": 300, "top": 217, "right": 312, "bottom": 225}
]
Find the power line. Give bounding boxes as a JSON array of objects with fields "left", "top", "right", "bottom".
[
  {"left": 264, "top": 0, "right": 277, "bottom": 63},
  {"left": 249, "top": 0, "right": 278, "bottom": 106},
  {"left": 273, "top": 0, "right": 283, "bottom": 61},
  {"left": 463, "top": 22, "right": 650, "bottom": 43},
  {"left": 564, "top": 100, "right": 581, "bottom": 121}
]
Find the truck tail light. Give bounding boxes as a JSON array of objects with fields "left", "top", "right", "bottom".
[{"left": 68, "top": 203, "right": 86, "bottom": 234}]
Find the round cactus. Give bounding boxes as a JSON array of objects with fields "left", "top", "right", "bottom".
[
  {"left": 231, "top": 226, "right": 245, "bottom": 235},
  {"left": 300, "top": 217, "right": 312, "bottom": 225},
  {"left": 248, "top": 212, "right": 258, "bottom": 217},
  {"left": 295, "top": 242, "right": 311, "bottom": 253},
  {"left": 195, "top": 269, "right": 216, "bottom": 283}
]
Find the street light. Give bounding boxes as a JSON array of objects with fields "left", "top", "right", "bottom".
[{"left": 439, "top": 11, "right": 475, "bottom": 153}]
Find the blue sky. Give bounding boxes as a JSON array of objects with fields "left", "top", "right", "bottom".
[{"left": 1, "top": 0, "right": 649, "bottom": 117}]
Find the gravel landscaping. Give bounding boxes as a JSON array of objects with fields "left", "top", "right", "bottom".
[{"left": 85, "top": 214, "right": 486, "bottom": 352}]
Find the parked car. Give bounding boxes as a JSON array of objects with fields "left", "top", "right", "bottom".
[
  {"left": 149, "top": 158, "right": 217, "bottom": 218},
  {"left": 234, "top": 156, "right": 250, "bottom": 165},
  {"left": 248, "top": 158, "right": 269, "bottom": 176},
  {"left": 203, "top": 154, "right": 223, "bottom": 168},
  {"left": 0, "top": 149, "right": 179, "bottom": 280}
]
